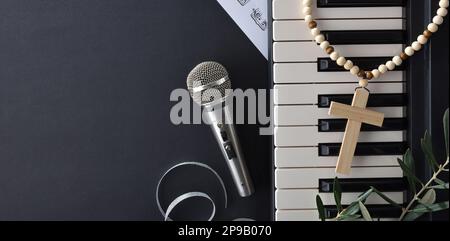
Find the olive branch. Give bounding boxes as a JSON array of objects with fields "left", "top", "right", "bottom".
[{"left": 316, "top": 109, "right": 449, "bottom": 221}]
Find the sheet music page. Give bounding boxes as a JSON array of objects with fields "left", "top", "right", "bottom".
[{"left": 217, "top": 0, "right": 268, "bottom": 59}]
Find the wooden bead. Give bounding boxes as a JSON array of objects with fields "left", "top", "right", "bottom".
[
  {"left": 301, "top": 0, "right": 447, "bottom": 82},
  {"left": 311, "top": 28, "right": 320, "bottom": 36},
  {"left": 337, "top": 57, "right": 346, "bottom": 66},
  {"left": 433, "top": 15, "right": 444, "bottom": 25},
  {"left": 371, "top": 69, "right": 381, "bottom": 79},
  {"left": 428, "top": 23, "right": 439, "bottom": 33},
  {"left": 400, "top": 52, "right": 409, "bottom": 61},
  {"left": 344, "top": 60, "right": 354, "bottom": 70},
  {"left": 393, "top": 56, "right": 403, "bottom": 66},
  {"left": 325, "top": 46, "right": 334, "bottom": 54},
  {"left": 320, "top": 41, "right": 330, "bottom": 50},
  {"left": 359, "top": 79, "right": 369, "bottom": 88},
  {"left": 304, "top": 15, "right": 313, "bottom": 23},
  {"left": 303, "top": 0, "right": 313, "bottom": 6},
  {"left": 418, "top": 35, "right": 428, "bottom": 44},
  {"left": 412, "top": 41, "right": 422, "bottom": 51},
  {"left": 378, "top": 64, "right": 388, "bottom": 74},
  {"left": 303, "top": 7, "right": 312, "bottom": 15},
  {"left": 386, "top": 61, "right": 396, "bottom": 71},
  {"left": 315, "top": 34, "right": 325, "bottom": 43},
  {"left": 405, "top": 46, "right": 415, "bottom": 56},
  {"left": 423, "top": 30, "right": 433, "bottom": 38},
  {"left": 437, "top": 7, "right": 448, "bottom": 17},
  {"left": 357, "top": 70, "right": 366, "bottom": 78},
  {"left": 308, "top": 21, "right": 317, "bottom": 29},
  {"left": 350, "top": 66, "right": 360, "bottom": 75},
  {"left": 330, "top": 52, "right": 340, "bottom": 61}
]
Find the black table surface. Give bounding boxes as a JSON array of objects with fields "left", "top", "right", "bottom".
[{"left": 0, "top": 0, "right": 271, "bottom": 220}]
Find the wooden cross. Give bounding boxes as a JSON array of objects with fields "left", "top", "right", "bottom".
[{"left": 328, "top": 88, "right": 385, "bottom": 175}]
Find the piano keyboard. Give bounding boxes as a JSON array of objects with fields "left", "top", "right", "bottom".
[{"left": 271, "top": 0, "right": 408, "bottom": 221}]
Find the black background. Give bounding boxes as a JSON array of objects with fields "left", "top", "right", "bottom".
[
  {"left": 1, "top": 0, "right": 448, "bottom": 222},
  {"left": 0, "top": 0, "right": 271, "bottom": 220}
]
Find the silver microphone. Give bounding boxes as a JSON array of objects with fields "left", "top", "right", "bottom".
[{"left": 186, "top": 61, "right": 254, "bottom": 197}]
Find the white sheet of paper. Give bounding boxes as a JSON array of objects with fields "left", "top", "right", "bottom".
[{"left": 217, "top": 0, "right": 268, "bottom": 59}]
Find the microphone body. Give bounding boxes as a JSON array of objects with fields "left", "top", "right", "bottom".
[
  {"left": 186, "top": 61, "right": 254, "bottom": 197},
  {"left": 204, "top": 103, "right": 254, "bottom": 197}
]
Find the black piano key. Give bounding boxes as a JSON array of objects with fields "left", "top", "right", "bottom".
[
  {"left": 319, "top": 178, "right": 407, "bottom": 193},
  {"left": 320, "top": 30, "right": 405, "bottom": 45},
  {"left": 318, "top": 57, "right": 406, "bottom": 72},
  {"left": 319, "top": 142, "right": 408, "bottom": 156},
  {"left": 318, "top": 94, "right": 407, "bottom": 108},
  {"left": 324, "top": 205, "right": 403, "bottom": 219},
  {"left": 319, "top": 118, "right": 407, "bottom": 132},
  {"left": 317, "top": 0, "right": 406, "bottom": 8}
]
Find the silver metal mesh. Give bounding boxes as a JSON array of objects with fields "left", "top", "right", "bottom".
[{"left": 186, "top": 61, "right": 232, "bottom": 105}]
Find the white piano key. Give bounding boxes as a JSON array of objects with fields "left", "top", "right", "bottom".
[
  {"left": 273, "top": 0, "right": 404, "bottom": 20},
  {"left": 274, "top": 82, "right": 404, "bottom": 105},
  {"left": 274, "top": 63, "right": 404, "bottom": 83},
  {"left": 275, "top": 106, "right": 404, "bottom": 126},
  {"left": 273, "top": 19, "right": 405, "bottom": 41},
  {"left": 275, "top": 147, "right": 400, "bottom": 168},
  {"left": 275, "top": 167, "right": 403, "bottom": 189},
  {"left": 273, "top": 42, "right": 403, "bottom": 62},
  {"left": 275, "top": 127, "right": 403, "bottom": 147},
  {"left": 276, "top": 210, "right": 319, "bottom": 221},
  {"left": 276, "top": 210, "right": 398, "bottom": 221},
  {"left": 276, "top": 189, "right": 404, "bottom": 210}
]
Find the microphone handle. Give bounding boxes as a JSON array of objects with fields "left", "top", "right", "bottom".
[{"left": 206, "top": 106, "right": 255, "bottom": 197}]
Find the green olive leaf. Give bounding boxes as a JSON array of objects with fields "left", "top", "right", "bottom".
[
  {"left": 333, "top": 177, "right": 343, "bottom": 211},
  {"left": 419, "top": 189, "right": 436, "bottom": 205},
  {"left": 403, "top": 149, "right": 415, "bottom": 173},
  {"left": 397, "top": 158, "right": 423, "bottom": 193},
  {"left": 430, "top": 183, "right": 449, "bottom": 190},
  {"left": 316, "top": 195, "right": 326, "bottom": 221},
  {"left": 435, "top": 178, "right": 446, "bottom": 185},
  {"left": 403, "top": 211, "right": 425, "bottom": 221},
  {"left": 444, "top": 109, "right": 449, "bottom": 158},
  {"left": 358, "top": 202, "right": 373, "bottom": 221},
  {"left": 356, "top": 188, "right": 374, "bottom": 203},
  {"left": 337, "top": 214, "right": 361, "bottom": 221},
  {"left": 431, "top": 179, "right": 449, "bottom": 189},
  {"left": 411, "top": 201, "right": 449, "bottom": 213},
  {"left": 339, "top": 189, "right": 374, "bottom": 217},
  {"left": 402, "top": 202, "right": 449, "bottom": 221},
  {"left": 421, "top": 131, "right": 440, "bottom": 171},
  {"left": 370, "top": 187, "right": 402, "bottom": 208}
]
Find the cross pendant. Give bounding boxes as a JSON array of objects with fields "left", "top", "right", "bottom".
[{"left": 328, "top": 88, "right": 385, "bottom": 175}]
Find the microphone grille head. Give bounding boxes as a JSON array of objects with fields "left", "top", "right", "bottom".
[{"left": 186, "top": 61, "right": 232, "bottom": 105}]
